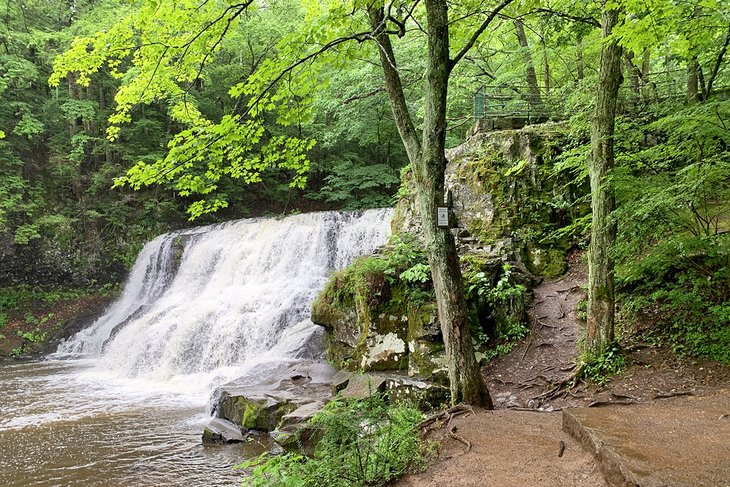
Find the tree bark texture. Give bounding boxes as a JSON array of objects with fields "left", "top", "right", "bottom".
[
  {"left": 513, "top": 20, "right": 541, "bottom": 104},
  {"left": 587, "top": 5, "right": 622, "bottom": 356},
  {"left": 688, "top": 56, "right": 701, "bottom": 103},
  {"left": 368, "top": 1, "right": 492, "bottom": 407}
]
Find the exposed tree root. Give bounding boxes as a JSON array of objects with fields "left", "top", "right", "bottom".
[
  {"left": 417, "top": 404, "right": 475, "bottom": 434},
  {"left": 448, "top": 426, "right": 472, "bottom": 454},
  {"left": 653, "top": 391, "right": 694, "bottom": 399},
  {"left": 611, "top": 392, "right": 639, "bottom": 401},
  {"left": 538, "top": 320, "right": 558, "bottom": 329},
  {"left": 588, "top": 399, "right": 637, "bottom": 407}
]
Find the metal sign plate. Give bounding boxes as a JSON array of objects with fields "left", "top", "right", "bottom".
[{"left": 437, "top": 207, "right": 449, "bottom": 228}]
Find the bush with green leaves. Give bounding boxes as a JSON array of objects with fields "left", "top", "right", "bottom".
[
  {"left": 463, "top": 261, "right": 528, "bottom": 357},
  {"left": 240, "top": 394, "right": 426, "bottom": 487},
  {"left": 576, "top": 341, "right": 626, "bottom": 386},
  {"left": 612, "top": 100, "right": 730, "bottom": 364}
]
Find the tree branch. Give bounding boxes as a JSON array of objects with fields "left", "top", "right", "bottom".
[
  {"left": 528, "top": 8, "right": 600, "bottom": 28},
  {"left": 342, "top": 87, "right": 385, "bottom": 104},
  {"left": 706, "top": 22, "right": 730, "bottom": 97},
  {"left": 449, "top": 0, "right": 516, "bottom": 70},
  {"left": 367, "top": 4, "right": 421, "bottom": 163}
]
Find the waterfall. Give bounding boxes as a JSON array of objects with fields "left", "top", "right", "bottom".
[{"left": 58, "top": 209, "right": 393, "bottom": 380}]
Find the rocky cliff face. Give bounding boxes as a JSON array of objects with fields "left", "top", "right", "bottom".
[
  {"left": 313, "top": 123, "right": 586, "bottom": 379},
  {"left": 0, "top": 234, "right": 128, "bottom": 287},
  {"left": 395, "top": 122, "right": 581, "bottom": 275}
]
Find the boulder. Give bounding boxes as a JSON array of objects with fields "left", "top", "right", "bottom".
[
  {"left": 206, "top": 360, "right": 336, "bottom": 443},
  {"left": 335, "top": 371, "right": 450, "bottom": 410},
  {"left": 202, "top": 418, "right": 246, "bottom": 444}
]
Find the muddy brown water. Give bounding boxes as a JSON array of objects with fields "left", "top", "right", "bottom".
[{"left": 0, "top": 360, "right": 264, "bottom": 487}]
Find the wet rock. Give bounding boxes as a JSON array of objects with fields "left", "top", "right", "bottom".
[
  {"left": 331, "top": 369, "right": 354, "bottom": 394},
  {"left": 340, "top": 374, "right": 387, "bottom": 400},
  {"left": 360, "top": 332, "right": 407, "bottom": 370},
  {"left": 338, "top": 371, "right": 449, "bottom": 410},
  {"left": 202, "top": 418, "right": 245, "bottom": 444},
  {"left": 383, "top": 375, "right": 450, "bottom": 409},
  {"left": 271, "top": 402, "right": 327, "bottom": 454},
  {"left": 211, "top": 360, "right": 336, "bottom": 437}
]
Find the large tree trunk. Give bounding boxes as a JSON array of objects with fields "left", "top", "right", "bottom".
[
  {"left": 586, "top": 5, "right": 622, "bottom": 356},
  {"left": 368, "top": 1, "right": 492, "bottom": 407},
  {"left": 513, "top": 19, "right": 541, "bottom": 105}
]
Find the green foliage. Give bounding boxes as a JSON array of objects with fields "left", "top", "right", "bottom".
[
  {"left": 11, "top": 326, "right": 49, "bottom": 356},
  {"left": 612, "top": 100, "right": 730, "bottom": 364},
  {"left": 380, "top": 233, "right": 432, "bottom": 290},
  {"left": 399, "top": 263, "right": 431, "bottom": 285},
  {"left": 465, "top": 263, "right": 526, "bottom": 306},
  {"left": 16, "top": 328, "right": 47, "bottom": 343},
  {"left": 576, "top": 341, "right": 625, "bottom": 385},
  {"left": 329, "top": 233, "right": 432, "bottom": 309},
  {"left": 576, "top": 297, "right": 587, "bottom": 321},
  {"left": 620, "top": 235, "right": 729, "bottom": 363},
  {"left": 463, "top": 261, "right": 528, "bottom": 360},
  {"left": 308, "top": 161, "right": 400, "bottom": 210},
  {"left": 240, "top": 394, "right": 426, "bottom": 487},
  {"left": 0, "top": 286, "right": 90, "bottom": 308}
]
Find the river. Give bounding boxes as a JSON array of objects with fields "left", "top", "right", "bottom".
[
  {"left": 0, "top": 209, "right": 393, "bottom": 486},
  {"left": 0, "top": 359, "right": 260, "bottom": 486}
]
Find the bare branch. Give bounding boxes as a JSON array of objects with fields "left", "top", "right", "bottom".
[
  {"left": 450, "top": 0, "right": 517, "bottom": 70},
  {"left": 528, "top": 8, "right": 600, "bottom": 28},
  {"left": 707, "top": 22, "right": 730, "bottom": 97},
  {"left": 342, "top": 87, "right": 385, "bottom": 104}
]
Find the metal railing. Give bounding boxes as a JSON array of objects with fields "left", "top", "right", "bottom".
[{"left": 474, "top": 70, "right": 729, "bottom": 127}]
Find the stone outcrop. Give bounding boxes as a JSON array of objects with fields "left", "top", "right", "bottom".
[
  {"left": 312, "top": 272, "right": 446, "bottom": 379},
  {"left": 395, "top": 122, "right": 578, "bottom": 276},
  {"left": 313, "top": 123, "right": 583, "bottom": 381},
  {"left": 204, "top": 360, "right": 336, "bottom": 444}
]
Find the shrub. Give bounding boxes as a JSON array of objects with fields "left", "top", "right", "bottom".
[{"left": 240, "top": 394, "right": 427, "bottom": 487}]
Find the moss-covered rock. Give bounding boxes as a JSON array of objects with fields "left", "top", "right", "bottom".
[
  {"left": 218, "top": 391, "right": 296, "bottom": 432},
  {"left": 315, "top": 123, "right": 588, "bottom": 378},
  {"left": 524, "top": 245, "right": 568, "bottom": 279},
  {"left": 395, "top": 122, "right": 584, "bottom": 278},
  {"left": 210, "top": 361, "right": 336, "bottom": 437}
]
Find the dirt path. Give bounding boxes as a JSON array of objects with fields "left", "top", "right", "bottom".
[
  {"left": 396, "top": 255, "right": 729, "bottom": 486},
  {"left": 395, "top": 408, "right": 607, "bottom": 487},
  {"left": 484, "top": 276, "right": 583, "bottom": 410}
]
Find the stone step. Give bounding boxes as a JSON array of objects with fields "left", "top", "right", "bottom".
[{"left": 562, "top": 394, "right": 730, "bottom": 487}]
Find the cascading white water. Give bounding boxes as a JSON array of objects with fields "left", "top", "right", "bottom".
[
  {"left": 58, "top": 209, "right": 393, "bottom": 381},
  {"left": 0, "top": 209, "right": 393, "bottom": 487}
]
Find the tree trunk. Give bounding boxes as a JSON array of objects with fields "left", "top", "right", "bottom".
[
  {"left": 641, "top": 50, "right": 652, "bottom": 103},
  {"left": 688, "top": 56, "right": 700, "bottom": 104},
  {"left": 587, "top": 5, "right": 622, "bottom": 356},
  {"left": 577, "top": 38, "right": 585, "bottom": 80},
  {"left": 543, "top": 43, "right": 550, "bottom": 97},
  {"left": 513, "top": 19, "right": 541, "bottom": 105},
  {"left": 368, "top": 1, "right": 492, "bottom": 407}
]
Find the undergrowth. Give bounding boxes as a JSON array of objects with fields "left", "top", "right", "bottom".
[
  {"left": 618, "top": 235, "right": 729, "bottom": 364},
  {"left": 239, "top": 394, "right": 428, "bottom": 487},
  {"left": 576, "top": 341, "right": 626, "bottom": 386}
]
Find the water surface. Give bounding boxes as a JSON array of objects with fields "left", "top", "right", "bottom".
[{"left": 0, "top": 360, "right": 260, "bottom": 487}]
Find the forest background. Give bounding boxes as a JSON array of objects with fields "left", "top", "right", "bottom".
[{"left": 0, "top": 0, "right": 728, "bottom": 366}]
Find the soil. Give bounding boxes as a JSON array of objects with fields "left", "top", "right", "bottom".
[
  {"left": 0, "top": 293, "right": 113, "bottom": 358},
  {"left": 396, "top": 251, "right": 729, "bottom": 486}
]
